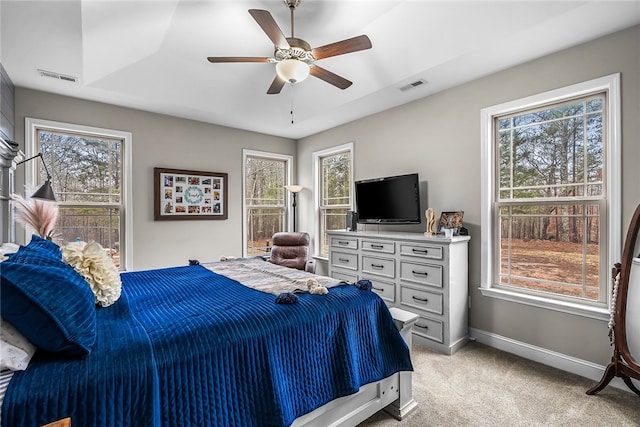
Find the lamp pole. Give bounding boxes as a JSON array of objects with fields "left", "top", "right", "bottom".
[
  {"left": 291, "top": 191, "right": 298, "bottom": 232},
  {"left": 285, "top": 185, "right": 303, "bottom": 232}
]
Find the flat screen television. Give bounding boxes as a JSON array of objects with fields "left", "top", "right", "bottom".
[{"left": 355, "top": 173, "right": 421, "bottom": 224}]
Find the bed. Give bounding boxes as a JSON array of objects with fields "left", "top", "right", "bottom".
[{"left": 0, "top": 236, "right": 417, "bottom": 427}]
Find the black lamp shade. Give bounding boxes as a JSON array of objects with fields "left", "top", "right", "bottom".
[
  {"left": 15, "top": 151, "right": 57, "bottom": 202},
  {"left": 31, "top": 180, "right": 56, "bottom": 202}
]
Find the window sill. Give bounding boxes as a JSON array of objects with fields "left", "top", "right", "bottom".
[
  {"left": 479, "top": 287, "right": 610, "bottom": 321},
  {"left": 313, "top": 255, "right": 329, "bottom": 263}
]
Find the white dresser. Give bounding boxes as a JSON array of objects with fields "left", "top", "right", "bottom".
[{"left": 327, "top": 230, "right": 470, "bottom": 355}]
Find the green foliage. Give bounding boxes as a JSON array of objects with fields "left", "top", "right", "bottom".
[
  {"left": 38, "top": 131, "right": 122, "bottom": 251},
  {"left": 497, "top": 95, "right": 604, "bottom": 243},
  {"left": 245, "top": 156, "right": 287, "bottom": 246}
]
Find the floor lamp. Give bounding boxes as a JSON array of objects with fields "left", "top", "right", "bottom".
[{"left": 285, "top": 185, "right": 303, "bottom": 232}]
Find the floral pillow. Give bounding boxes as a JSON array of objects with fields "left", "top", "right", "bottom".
[
  {"left": 0, "top": 318, "right": 37, "bottom": 371},
  {"left": 62, "top": 241, "right": 122, "bottom": 307}
]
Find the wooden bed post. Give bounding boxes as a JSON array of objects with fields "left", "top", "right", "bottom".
[{"left": 387, "top": 307, "right": 419, "bottom": 419}]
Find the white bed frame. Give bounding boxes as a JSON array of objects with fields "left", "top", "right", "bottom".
[{"left": 293, "top": 308, "right": 418, "bottom": 427}]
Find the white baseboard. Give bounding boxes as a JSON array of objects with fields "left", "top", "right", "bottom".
[{"left": 469, "top": 327, "right": 632, "bottom": 394}]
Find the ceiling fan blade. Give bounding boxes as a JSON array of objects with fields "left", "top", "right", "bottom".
[
  {"left": 207, "top": 57, "right": 271, "bottom": 63},
  {"left": 249, "top": 9, "right": 290, "bottom": 50},
  {"left": 310, "top": 66, "right": 352, "bottom": 90},
  {"left": 267, "top": 75, "right": 286, "bottom": 95},
  {"left": 311, "top": 35, "right": 372, "bottom": 60}
]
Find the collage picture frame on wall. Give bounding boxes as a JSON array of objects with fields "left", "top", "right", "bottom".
[{"left": 154, "top": 167, "right": 228, "bottom": 221}]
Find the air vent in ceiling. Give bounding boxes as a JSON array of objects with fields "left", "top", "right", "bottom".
[
  {"left": 38, "top": 69, "right": 78, "bottom": 83},
  {"left": 399, "top": 79, "right": 427, "bottom": 92}
]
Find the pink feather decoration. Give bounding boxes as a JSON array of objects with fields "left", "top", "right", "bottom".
[{"left": 12, "top": 194, "right": 59, "bottom": 240}]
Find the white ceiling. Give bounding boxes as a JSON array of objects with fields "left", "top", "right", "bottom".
[{"left": 2, "top": 0, "right": 639, "bottom": 139}]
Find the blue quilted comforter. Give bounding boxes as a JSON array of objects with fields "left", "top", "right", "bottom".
[{"left": 3, "top": 265, "right": 412, "bottom": 427}]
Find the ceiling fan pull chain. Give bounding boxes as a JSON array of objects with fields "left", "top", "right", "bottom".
[{"left": 290, "top": 86, "right": 295, "bottom": 124}]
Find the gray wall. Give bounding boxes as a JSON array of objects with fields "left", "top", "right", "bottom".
[
  {"left": 296, "top": 25, "right": 640, "bottom": 365},
  {"left": 14, "top": 89, "right": 295, "bottom": 270},
  {"left": 0, "top": 63, "right": 15, "bottom": 141}
]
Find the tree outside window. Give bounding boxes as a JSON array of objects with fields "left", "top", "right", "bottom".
[
  {"left": 38, "top": 129, "right": 124, "bottom": 268},
  {"left": 481, "top": 74, "right": 621, "bottom": 316},
  {"left": 314, "top": 143, "right": 353, "bottom": 257},
  {"left": 243, "top": 151, "right": 291, "bottom": 256},
  {"left": 496, "top": 95, "right": 605, "bottom": 302}
]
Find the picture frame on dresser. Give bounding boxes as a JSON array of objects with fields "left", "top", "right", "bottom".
[
  {"left": 154, "top": 167, "right": 228, "bottom": 221},
  {"left": 439, "top": 211, "right": 464, "bottom": 235}
]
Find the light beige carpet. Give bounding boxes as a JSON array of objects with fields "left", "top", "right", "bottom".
[{"left": 359, "top": 341, "right": 640, "bottom": 426}]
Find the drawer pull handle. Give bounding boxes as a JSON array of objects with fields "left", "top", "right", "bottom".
[
  {"left": 338, "top": 241, "right": 350, "bottom": 245},
  {"left": 412, "top": 270, "right": 428, "bottom": 276},
  {"left": 373, "top": 287, "right": 384, "bottom": 292},
  {"left": 338, "top": 258, "right": 350, "bottom": 263},
  {"left": 371, "top": 264, "right": 384, "bottom": 269},
  {"left": 371, "top": 244, "right": 384, "bottom": 249},
  {"left": 412, "top": 296, "right": 429, "bottom": 303},
  {"left": 412, "top": 249, "right": 428, "bottom": 254},
  {"left": 415, "top": 324, "right": 429, "bottom": 330}
]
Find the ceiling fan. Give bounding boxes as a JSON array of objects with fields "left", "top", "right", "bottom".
[{"left": 207, "top": 0, "right": 372, "bottom": 95}]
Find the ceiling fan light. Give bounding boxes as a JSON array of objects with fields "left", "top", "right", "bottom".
[{"left": 276, "top": 59, "right": 310, "bottom": 84}]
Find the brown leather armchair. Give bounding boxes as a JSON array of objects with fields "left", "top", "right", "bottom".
[{"left": 269, "top": 232, "right": 316, "bottom": 274}]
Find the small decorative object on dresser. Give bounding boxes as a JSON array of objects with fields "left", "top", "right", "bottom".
[
  {"left": 439, "top": 211, "right": 464, "bottom": 235},
  {"left": 424, "top": 208, "right": 436, "bottom": 236}
]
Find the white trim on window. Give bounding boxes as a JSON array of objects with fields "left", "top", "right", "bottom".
[
  {"left": 479, "top": 73, "right": 621, "bottom": 320},
  {"left": 312, "top": 142, "right": 354, "bottom": 258},
  {"left": 25, "top": 117, "right": 133, "bottom": 270},
  {"left": 241, "top": 149, "right": 293, "bottom": 258}
]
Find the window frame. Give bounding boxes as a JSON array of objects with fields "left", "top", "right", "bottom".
[
  {"left": 312, "top": 142, "right": 354, "bottom": 258},
  {"left": 241, "top": 149, "right": 293, "bottom": 258},
  {"left": 25, "top": 117, "right": 133, "bottom": 270},
  {"left": 480, "top": 74, "right": 621, "bottom": 320}
]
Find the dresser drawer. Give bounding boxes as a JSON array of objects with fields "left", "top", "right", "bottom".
[
  {"left": 362, "top": 239, "right": 395, "bottom": 254},
  {"left": 330, "top": 236, "right": 358, "bottom": 250},
  {"left": 413, "top": 316, "right": 444, "bottom": 343},
  {"left": 400, "top": 286, "right": 443, "bottom": 315},
  {"left": 331, "top": 270, "right": 358, "bottom": 283},
  {"left": 399, "top": 243, "right": 443, "bottom": 260},
  {"left": 331, "top": 251, "right": 358, "bottom": 270},
  {"left": 363, "top": 276, "right": 395, "bottom": 303},
  {"left": 400, "top": 261, "right": 443, "bottom": 288},
  {"left": 362, "top": 255, "right": 395, "bottom": 279}
]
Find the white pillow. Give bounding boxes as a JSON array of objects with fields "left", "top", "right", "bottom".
[
  {"left": 0, "top": 318, "right": 37, "bottom": 371},
  {"left": 62, "top": 241, "right": 122, "bottom": 307},
  {"left": 0, "top": 242, "right": 20, "bottom": 262}
]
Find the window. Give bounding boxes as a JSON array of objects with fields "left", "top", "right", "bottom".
[
  {"left": 480, "top": 74, "right": 621, "bottom": 319},
  {"left": 313, "top": 143, "right": 353, "bottom": 257},
  {"left": 26, "top": 118, "right": 132, "bottom": 269},
  {"left": 242, "top": 150, "right": 293, "bottom": 257}
]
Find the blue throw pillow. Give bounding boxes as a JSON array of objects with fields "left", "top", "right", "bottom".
[
  {"left": 1, "top": 236, "right": 96, "bottom": 356},
  {"left": 6, "top": 235, "right": 62, "bottom": 266}
]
